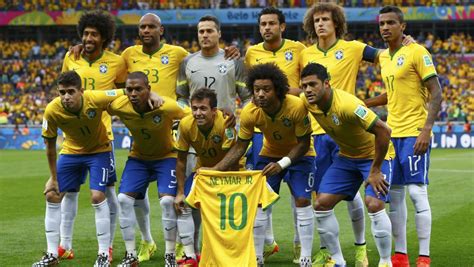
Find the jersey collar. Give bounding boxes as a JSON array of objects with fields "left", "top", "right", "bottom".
[
  {"left": 316, "top": 39, "right": 339, "bottom": 56},
  {"left": 81, "top": 51, "right": 104, "bottom": 66},
  {"left": 320, "top": 89, "right": 334, "bottom": 116},
  {"left": 388, "top": 45, "right": 403, "bottom": 60},
  {"left": 263, "top": 39, "right": 286, "bottom": 55},
  {"left": 142, "top": 43, "right": 164, "bottom": 58}
]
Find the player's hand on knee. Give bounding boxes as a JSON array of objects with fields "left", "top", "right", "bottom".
[
  {"left": 43, "top": 177, "right": 59, "bottom": 196},
  {"left": 174, "top": 193, "right": 186, "bottom": 215},
  {"left": 366, "top": 171, "right": 389, "bottom": 198},
  {"left": 224, "top": 46, "right": 241, "bottom": 60},
  {"left": 262, "top": 162, "right": 282, "bottom": 177}
]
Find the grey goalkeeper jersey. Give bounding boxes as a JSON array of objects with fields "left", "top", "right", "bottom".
[{"left": 176, "top": 49, "right": 251, "bottom": 112}]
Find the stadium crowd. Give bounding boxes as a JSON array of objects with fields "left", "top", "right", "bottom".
[
  {"left": 0, "top": 0, "right": 470, "bottom": 10},
  {"left": 1, "top": 32, "right": 472, "bottom": 126}
]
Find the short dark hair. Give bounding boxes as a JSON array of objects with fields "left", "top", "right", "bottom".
[
  {"left": 258, "top": 7, "right": 285, "bottom": 24},
  {"left": 379, "top": 5, "right": 404, "bottom": 23},
  {"left": 303, "top": 3, "right": 347, "bottom": 41},
  {"left": 77, "top": 10, "right": 116, "bottom": 49},
  {"left": 57, "top": 71, "right": 82, "bottom": 89},
  {"left": 247, "top": 63, "right": 289, "bottom": 102},
  {"left": 301, "top": 63, "right": 329, "bottom": 83},
  {"left": 198, "top": 15, "right": 220, "bottom": 31},
  {"left": 191, "top": 88, "right": 217, "bottom": 109},
  {"left": 127, "top": 71, "right": 149, "bottom": 85}
]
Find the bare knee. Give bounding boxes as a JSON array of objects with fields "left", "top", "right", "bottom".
[
  {"left": 45, "top": 191, "right": 63, "bottom": 203},
  {"left": 295, "top": 197, "right": 311, "bottom": 207},
  {"left": 365, "top": 196, "right": 385, "bottom": 213},
  {"left": 90, "top": 190, "right": 106, "bottom": 204}
]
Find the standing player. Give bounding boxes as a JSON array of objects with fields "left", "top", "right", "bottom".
[
  {"left": 174, "top": 88, "right": 237, "bottom": 266},
  {"left": 107, "top": 72, "right": 190, "bottom": 267},
  {"left": 244, "top": 7, "right": 307, "bottom": 261},
  {"left": 301, "top": 63, "right": 394, "bottom": 267},
  {"left": 60, "top": 10, "right": 127, "bottom": 261},
  {"left": 176, "top": 15, "right": 251, "bottom": 113},
  {"left": 365, "top": 6, "right": 442, "bottom": 267},
  {"left": 33, "top": 71, "right": 125, "bottom": 267},
  {"left": 211, "top": 63, "right": 315, "bottom": 267}
]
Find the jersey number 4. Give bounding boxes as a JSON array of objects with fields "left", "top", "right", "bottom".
[{"left": 217, "top": 193, "right": 248, "bottom": 230}]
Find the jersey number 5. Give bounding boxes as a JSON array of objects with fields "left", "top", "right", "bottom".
[{"left": 217, "top": 193, "right": 248, "bottom": 230}]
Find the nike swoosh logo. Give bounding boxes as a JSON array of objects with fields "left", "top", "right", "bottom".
[
  {"left": 299, "top": 224, "right": 311, "bottom": 227},
  {"left": 97, "top": 232, "right": 106, "bottom": 236},
  {"left": 99, "top": 183, "right": 107, "bottom": 186},
  {"left": 190, "top": 70, "right": 198, "bottom": 73},
  {"left": 256, "top": 58, "right": 264, "bottom": 62},
  {"left": 45, "top": 230, "right": 55, "bottom": 233},
  {"left": 410, "top": 172, "right": 420, "bottom": 176},
  {"left": 165, "top": 227, "right": 176, "bottom": 231},
  {"left": 133, "top": 60, "right": 140, "bottom": 63},
  {"left": 120, "top": 225, "right": 130, "bottom": 230},
  {"left": 305, "top": 188, "right": 312, "bottom": 192},
  {"left": 168, "top": 185, "right": 176, "bottom": 189}
]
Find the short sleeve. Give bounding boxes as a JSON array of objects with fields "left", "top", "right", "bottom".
[
  {"left": 185, "top": 177, "right": 200, "bottom": 209},
  {"left": 89, "top": 89, "right": 125, "bottom": 110},
  {"left": 237, "top": 106, "right": 255, "bottom": 140},
  {"left": 234, "top": 59, "right": 251, "bottom": 104},
  {"left": 115, "top": 56, "right": 128, "bottom": 84},
  {"left": 293, "top": 100, "right": 313, "bottom": 138},
  {"left": 61, "top": 53, "right": 70, "bottom": 72},
  {"left": 259, "top": 174, "right": 279, "bottom": 210},
  {"left": 222, "top": 127, "right": 237, "bottom": 150},
  {"left": 175, "top": 118, "right": 191, "bottom": 152},
  {"left": 413, "top": 45, "right": 437, "bottom": 82},
  {"left": 176, "top": 57, "right": 190, "bottom": 98},
  {"left": 348, "top": 101, "right": 378, "bottom": 131},
  {"left": 42, "top": 105, "right": 58, "bottom": 139}
]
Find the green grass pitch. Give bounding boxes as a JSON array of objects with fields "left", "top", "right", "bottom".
[{"left": 0, "top": 149, "right": 473, "bottom": 266}]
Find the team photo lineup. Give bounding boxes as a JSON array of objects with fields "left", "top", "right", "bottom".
[{"left": 0, "top": 1, "right": 472, "bottom": 267}]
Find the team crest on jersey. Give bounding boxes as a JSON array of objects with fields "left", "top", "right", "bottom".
[
  {"left": 397, "top": 56, "right": 405, "bottom": 66},
  {"left": 282, "top": 117, "right": 292, "bottom": 127},
  {"left": 86, "top": 109, "right": 96, "bottom": 119},
  {"left": 335, "top": 50, "right": 344, "bottom": 60},
  {"left": 212, "top": 135, "right": 222, "bottom": 144},
  {"left": 217, "top": 63, "right": 228, "bottom": 74},
  {"left": 152, "top": 115, "right": 162, "bottom": 124},
  {"left": 284, "top": 51, "right": 293, "bottom": 61},
  {"left": 161, "top": 55, "right": 169, "bottom": 65},
  {"left": 99, "top": 64, "right": 108, "bottom": 74},
  {"left": 331, "top": 113, "right": 340, "bottom": 125}
]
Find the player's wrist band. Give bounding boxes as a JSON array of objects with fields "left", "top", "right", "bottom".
[{"left": 277, "top": 157, "right": 292, "bottom": 169}]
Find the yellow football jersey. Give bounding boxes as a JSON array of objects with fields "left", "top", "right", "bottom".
[
  {"left": 62, "top": 50, "right": 127, "bottom": 140},
  {"left": 379, "top": 43, "right": 437, "bottom": 137},
  {"left": 121, "top": 44, "right": 189, "bottom": 99},
  {"left": 186, "top": 170, "right": 279, "bottom": 267},
  {"left": 42, "top": 89, "right": 124, "bottom": 155},
  {"left": 107, "top": 96, "right": 190, "bottom": 161},
  {"left": 302, "top": 89, "right": 394, "bottom": 159},
  {"left": 175, "top": 111, "right": 237, "bottom": 170},
  {"left": 299, "top": 40, "right": 377, "bottom": 135},
  {"left": 239, "top": 95, "right": 315, "bottom": 158},
  {"left": 245, "top": 39, "right": 305, "bottom": 89}
]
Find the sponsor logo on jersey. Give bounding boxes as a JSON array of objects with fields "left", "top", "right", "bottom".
[
  {"left": 397, "top": 56, "right": 405, "bottom": 66},
  {"left": 354, "top": 105, "right": 369, "bottom": 120},
  {"left": 212, "top": 135, "right": 222, "bottom": 144},
  {"left": 331, "top": 113, "right": 340, "bottom": 125},
  {"left": 99, "top": 64, "right": 108, "bottom": 74},
  {"left": 105, "top": 90, "right": 117, "bottom": 96},
  {"left": 161, "top": 55, "right": 169, "bottom": 65},
  {"left": 153, "top": 115, "right": 162, "bottom": 124},
  {"left": 218, "top": 63, "right": 228, "bottom": 74},
  {"left": 86, "top": 109, "right": 96, "bottom": 119},
  {"left": 423, "top": 55, "right": 433, "bottom": 66},
  {"left": 285, "top": 51, "right": 293, "bottom": 61},
  {"left": 335, "top": 50, "right": 344, "bottom": 60}
]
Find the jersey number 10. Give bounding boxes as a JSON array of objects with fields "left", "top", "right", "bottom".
[{"left": 217, "top": 193, "right": 248, "bottom": 230}]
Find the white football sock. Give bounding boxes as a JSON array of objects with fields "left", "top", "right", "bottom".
[
  {"left": 389, "top": 185, "right": 407, "bottom": 253},
  {"left": 178, "top": 206, "right": 195, "bottom": 259},
  {"left": 45, "top": 201, "right": 61, "bottom": 256},
  {"left": 264, "top": 211, "right": 274, "bottom": 245},
  {"left": 254, "top": 207, "right": 269, "bottom": 258},
  {"left": 192, "top": 208, "right": 201, "bottom": 253},
  {"left": 118, "top": 193, "right": 136, "bottom": 255},
  {"left": 347, "top": 191, "right": 366, "bottom": 245},
  {"left": 60, "top": 192, "right": 78, "bottom": 250},
  {"left": 160, "top": 196, "right": 177, "bottom": 254},
  {"left": 134, "top": 192, "right": 154, "bottom": 243},
  {"left": 369, "top": 209, "right": 392, "bottom": 264},
  {"left": 92, "top": 199, "right": 111, "bottom": 255},
  {"left": 314, "top": 209, "right": 345, "bottom": 265},
  {"left": 106, "top": 186, "right": 118, "bottom": 247},
  {"left": 296, "top": 205, "right": 314, "bottom": 258},
  {"left": 291, "top": 195, "right": 301, "bottom": 245},
  {"left": 408, "top": 184, "right": 431, "bottom": 256}
]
